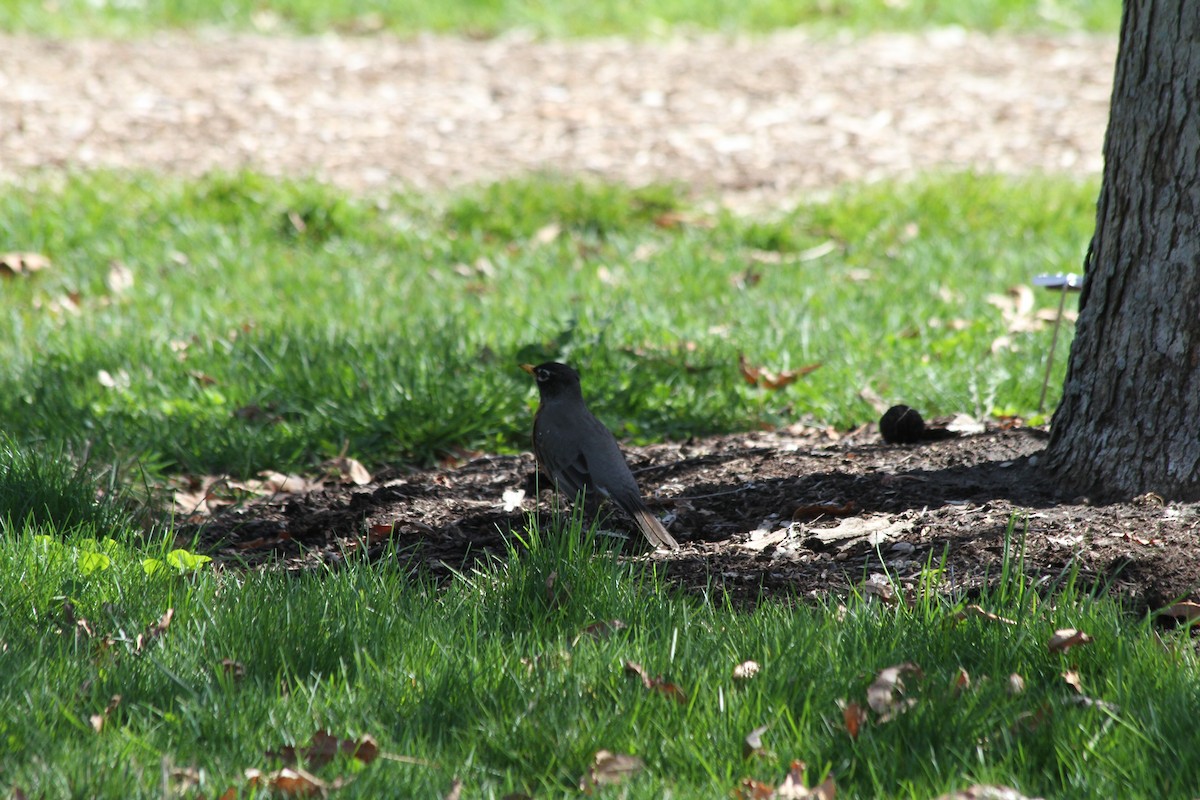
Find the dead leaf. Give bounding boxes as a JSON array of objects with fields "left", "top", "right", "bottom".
[
  {"left": 572, "top": 619, "right": 628, "bottom": 646},
  {"left": 624, "top": 660, "right": 688, "bottom": 704},
  {"left": 743, "top": 724, "right": 769, "bottom": 759},
  {"left": 738, "top": 353, "right": 762, "bottom": 385},
  {"left": 735, "top": 778, "right": 776, "bottom": 799},
  {"left": 861, "top": 574, "right": 898, "bottom": 606},
  {"left": 320, "top": 456, "right": 372, "bottom": 486},
  {"left": 733, "top": 660, "right": 761, "bottom": 681},
  {"left": 1061, "top": 670, "right": 1083, "bottom": 694},
  {"left": 245, "top": 767, "right": 326, "bottom": 797},
  {"left": 1007, "top": 673, "right": 1026, "bottom": 695},
  {"left": 106, "top": 260, "right": 134, "bottom": 293},
  {"left": 775, "top": 760, "right": 836, "bottom": 800},
  {"left": 1119, "top": 531, "right": 1161, "bottom": 546},
  {"left": 935, "top": 785, "right": 1044, "bottom": 800},
  {"left": 738, "top": 353, "right": 822, "bottom": 390},
  {"left": 135, "top": 609, "right": 173, "bottom": 654},
  {"left": 235, "top": 532, "right": 293, "bottom": 551},
  {"left": 842, "top": 700, "right": 867, "bottom": 739},
  {"left": 167, "top": 766, "right": 201, "bottom": 793},
  {"left": 89, "top": 694, "right": 122, "bottom": 733},
  {"left": 532, "top": 223, "right": 561, "bottom": 244},
  {"left": 987, "top": 285, "right": 1040, "bottom": 334},
  {"left": 367, "top": 523, "right": 394, "bottom": 544},
  {"left": 866, "top": 662, "right": 923, "bottom": 718},
  {"left": 233, "top": 403, "right": 282, "bottom": 423},
  {"left": 501, "top": 487, "right": 526, "bottom": 512},
  {"left": 811, "top": 514, "right": 911, "bottom": 550},
  {"left": 269, "top": 730, "right": 381, "bottom": 769},
  {"left": 953, "top": 667, "right": 971, "bottom": 693},
  {"left": 246, "top": 471, "right": 320, "bottom": 495},
  {"left": 732, "top": 266, "right": 762, "bottom": 289},
  {"left": 220, "top": 658, "right": 246, "bottom": 681},
  {"left": 544, "top": 570, "right": 565, "bottom": 608},
  {"left": 954, "top": 604, "right": 1017, "bottom": 626},
  {"left": 97, "top": 369, "right": 128, "bottom": 389},
  {"left": 1162, "top": 601, "right": 1200, "bottom": 622},
  {"left": 579, "top": 750, "right": 644, "bottom": 793},
  {"left": 444, "top": 778, "right": 464, "bottom": 800},
  {"left": 741, "top": 527, "right": 789, "bottom": 552},
  {"left": 1047, "top": 628, "right": 1093, "bottom": 654},
  {"left": 0, "top": 251, "right": 50, "bottom": 276},
  {"left": 1064, "top": 694, "right": 1119, "bottom": 713}
]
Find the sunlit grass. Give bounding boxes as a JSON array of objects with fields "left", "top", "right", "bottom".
[
  {"left": 0, "top": 171, "right": 1094, "bottom": 479},
  {"left": 0, "top": 0, "right": 1121, "bottom": 38},
  {"left": 1, "top": 508, "right": 1196, "bottom": 799}
]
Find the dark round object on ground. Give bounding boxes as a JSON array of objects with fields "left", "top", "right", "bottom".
[{"left": 880, "top": 404, "right": 925, "bottom": 444}]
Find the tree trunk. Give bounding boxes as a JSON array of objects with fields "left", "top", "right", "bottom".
[{"left": 1045, "top": 1, "right": 1200, "bottom": 500}]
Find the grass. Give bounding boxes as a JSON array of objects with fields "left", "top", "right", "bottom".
[
  {"left": 1, "top": 169, "right": 1132, "bottom": 797},
  {"left": 0, "top": 0, "right": 1121, "bottom": 38},
  {"left": 0, "top": 170, "right": 1096, "bottom": 480},
  {"left": 2, "top": 494, "right": 1199, "bottom": 799}
]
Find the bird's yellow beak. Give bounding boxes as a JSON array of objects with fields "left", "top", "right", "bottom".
[{"left": 520, "top": 363, "right": 536, "bottom": 376}]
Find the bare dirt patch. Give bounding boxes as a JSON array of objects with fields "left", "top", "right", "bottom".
[
  {"left": 190, "top": 425, "right": 1200, "bottom": 610},
  {"left": 1, "top": 29, "right": 1113, "bottom": 207}
]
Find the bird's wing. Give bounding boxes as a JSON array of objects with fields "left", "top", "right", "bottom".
[{"left": 550, "top": 447, "right": 594, "bottom": 500}]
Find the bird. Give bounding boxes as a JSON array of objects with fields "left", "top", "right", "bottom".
[{"left": 520, "top": 361, "right": 679, "bottom": 550}]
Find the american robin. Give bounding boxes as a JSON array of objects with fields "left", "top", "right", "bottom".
[{"left": 521, "top": 361, "right": 679, "bottom": 550}]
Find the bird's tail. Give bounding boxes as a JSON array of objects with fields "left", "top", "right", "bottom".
[{"left": 631, "top": 506, "right": 679, "bottom": 551}]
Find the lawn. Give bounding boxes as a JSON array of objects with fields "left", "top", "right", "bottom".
[
  {"left": 0, "top": 0, "right": 1121, "bottom": 38},
  {"left": 1, "top": 171, "right": 1093, "bottom": 478}
]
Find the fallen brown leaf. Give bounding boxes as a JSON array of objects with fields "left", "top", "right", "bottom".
[
  {"left": 1161, "top": 601, "right": 1200, "bottom": 622},
  {"left": 738, "top": 353, "right": 822, "bottom": 390},
  {"left": 1061, "top": 670, "right": 1083, "bottom": 694},
  {"left": 866, "top": 662, "right": 923, "bottom": 718},
  {"left": 0, "top": 251, "right": 50, "bottom": 276},
  {"left": 841, "top": 700, "right": 867, "bottom": 739},
  {"left": 733, "top": 660, "right": 761, "bottom": 681},
  {"left": 1047, "top": 628, "right": 1093, "bottom": 654},
  {"left": 268, "top": 730, "right": 380, "bottom": 769},
  {"left": 220, "top": 658, "right": 246, "bottom": 681},
  {"left": 320, "top": 456, "right": 372, "bottom": 486},
  {"left": 954, "top": 604, "right": 1017, "bottom": 626},
  {"left": 935, "top": 785, "right": 1044, "bottom": 800},
  {"left": 106, "top": 260, "right": 134, "bottom": 293},
  {"left": 245, "top": 767, "right": 326, "bottom": 797},
  {"left": 579, "top": 750, "right": 644, "bottom": 793},
  {"left": 135, "top": 609, "right": 174, "bottom": 654},
  {"left": 444, "top": 777, "right": 464, "bottom": 800},
  {"left": 735, "top": 778, "right": 776, "bottom": 799},
  {"left": 624, "top": 660, "right": 688, "bottom": 704},
  {"left": 1007, "top": 673, "right": 1026, "bottom": 695},
  {"left": 774, "top": 760, "right": 836, "bottom": 800},
  {"left": 572, "top": 619, "right": 628, "bottom": 646},
  {"left": 743, "top": 724, "right": 769, "bottom": 759},
  {"left": 89, "top": 694, "right": 122, "bottom": 733}
]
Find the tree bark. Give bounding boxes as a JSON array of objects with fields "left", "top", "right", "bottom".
[{"left": 1045, "top": 1, "right": 1200, "bottom": 500}]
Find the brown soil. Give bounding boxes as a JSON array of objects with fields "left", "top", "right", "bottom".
[
  {"left": 0, "top": 29, "right": 1113, "bottom": 208},
  {"left": 191, "top": 424, "right": 1200, "bottom": 611}
]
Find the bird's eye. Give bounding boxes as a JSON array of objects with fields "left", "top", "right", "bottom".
[{"left": 536, "top": 369, "right": 549, "bottom": 381}]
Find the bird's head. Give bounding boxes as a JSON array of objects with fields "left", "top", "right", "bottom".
[{"left": 521, "top": 361, "right": 582, "bottom": 399}]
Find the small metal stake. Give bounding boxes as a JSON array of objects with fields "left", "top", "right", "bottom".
[{"left": 1033, "top": 273, "right": 1084, "bottom": 414}]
